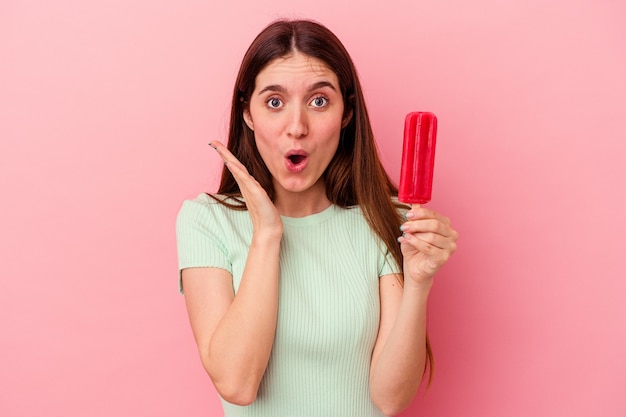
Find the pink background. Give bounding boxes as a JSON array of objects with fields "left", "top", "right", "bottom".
[{"left": 1, "top": 0, "right": 625, "bottom": 416}]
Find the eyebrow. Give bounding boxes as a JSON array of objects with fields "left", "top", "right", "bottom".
[{"left": 257, "top": 81, "right": 337, "bottom": 95}]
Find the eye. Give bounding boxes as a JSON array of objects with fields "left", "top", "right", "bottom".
[
  {"left": 266, "top": 97, "right": 283, "bottom": 109},
  {"left": 310, "top": 96, "right": 329, "bottom": 108}
]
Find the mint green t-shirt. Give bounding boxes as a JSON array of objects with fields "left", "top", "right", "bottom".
[{"left": 176, "top": 193, "right": 401, "bottom": 417}]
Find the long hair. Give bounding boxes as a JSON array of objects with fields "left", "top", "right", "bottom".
[{"left": 215, "top": 18, "right": 433, "bottom": 380}]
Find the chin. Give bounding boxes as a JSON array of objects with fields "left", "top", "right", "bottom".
[{"left": 278, "top": 180, "right": 317, "bottom": 194}]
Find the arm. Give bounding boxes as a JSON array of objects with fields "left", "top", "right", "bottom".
[
  {"left": 183, "top": 230, "right": 280, "bottom": 405},
  {"left": 370, "top": 205, "right": 458, "bottom": 416},
  {"left": 183, "top": 141, "right": 283, "bottom": 405},
  {"left": 369, "top": 274, "right": 430, "bottom": 416}
]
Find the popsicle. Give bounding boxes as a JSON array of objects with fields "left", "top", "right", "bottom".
[{"left": 398, "top": 112, "right": 438, "bottom": 204}]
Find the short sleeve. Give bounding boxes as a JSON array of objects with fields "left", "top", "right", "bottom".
[
  {"left": 176, "top": 198, "right": 232, "bottom": 294},
  {"left": 379, "top": 247, "right": 401, "bottom": 277},
  {"left": 378, "top": 200, "right": 406, "bottom": 277}
]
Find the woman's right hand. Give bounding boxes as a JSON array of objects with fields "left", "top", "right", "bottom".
[{"left": 210, "top": 141, "right": 283, "bottom": 239}]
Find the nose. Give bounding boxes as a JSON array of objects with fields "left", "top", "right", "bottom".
[{"left": 286, "top": 107, "right": 308, "bottom": 138}]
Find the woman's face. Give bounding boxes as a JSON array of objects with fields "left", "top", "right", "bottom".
[{"left": 243, "top": 52, "right": 348, "bottom": 203}]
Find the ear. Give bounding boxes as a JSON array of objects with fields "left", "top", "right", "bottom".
[
  {"left": 243, "top": 109, "right": 254, "bottom": 131},
  {"left": 341, "top": 109, "right": 353, "bottom": 129}
]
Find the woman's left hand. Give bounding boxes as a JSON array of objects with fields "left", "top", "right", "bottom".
[{"left": 397, "top": 205, "right": 458, "bottom": 289}]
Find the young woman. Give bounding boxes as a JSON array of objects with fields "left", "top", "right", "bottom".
[{"left": 176, "top": 19, "right": 458, "bottom": 417}]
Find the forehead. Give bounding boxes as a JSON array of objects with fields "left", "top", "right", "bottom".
[{"left": 256, "top": 52, "right": 338, "bottom": 86}]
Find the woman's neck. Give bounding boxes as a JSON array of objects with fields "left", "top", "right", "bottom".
[{"left": 273, "top": 182, "right": 331, "bottom": 218}]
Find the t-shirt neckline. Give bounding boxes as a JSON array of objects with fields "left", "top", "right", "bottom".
[{"left": 280, "top": 204, "right": 336, "bottom": 227}]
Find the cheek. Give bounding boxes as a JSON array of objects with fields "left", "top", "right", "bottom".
[
  {"left": 322, "top": 123, "right": 343, "bottom": 148},
  {"left": 319, "top": 134, "right": 341, "bottom": 164},
  {"left": 250, "top": 116, "right": 279, "bottom": 144},
  {"left": 252, "top": 131, "right": 277, "bottom": 165}
]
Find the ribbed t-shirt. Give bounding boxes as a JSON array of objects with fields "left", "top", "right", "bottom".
[{"left": 176, "top": 193, "right": 401, "bottom": 417}]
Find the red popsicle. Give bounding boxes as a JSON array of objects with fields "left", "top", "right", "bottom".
[{"left": 398, "top": 112, "right": 438, "bottom": 204}]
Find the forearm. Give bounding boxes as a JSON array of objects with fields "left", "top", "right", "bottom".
[
  {"left": 370, "top": 283, "right": 431, "bottom": 415},
  {"left": 206, "top": 233, "right": 281, "bottom": 404}
]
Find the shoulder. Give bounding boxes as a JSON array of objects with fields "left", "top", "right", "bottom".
[
  {"left": 330, "top": 205, "right": 377, "bottom": 238},
  {"left": 178, "top": 193, "right": 244, "bottom": 214},
  {"left": 334, "top": 198, "right": 408, "bottom": 222},
  {"left": 177, "top": 193, "right": 217, "bottom": 223},
  {"left": 333, "top": 204, "right": 366, "bottom": 222},
  {"left": 177, "top": 193, "right": 248, "bottom": 229},
  {"left": 179, "top": 193, "right": 243, "bottom": 209}
]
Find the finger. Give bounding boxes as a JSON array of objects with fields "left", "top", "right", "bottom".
[
  {"left": 401, "top": 231, "right": 457, "bottom": 252},
  {"left": 401, "top": 218, "right": 456, "bottom": 239},
  {"left": 209, "top": 140, "right": 229, "bottom": 160},
  {"left": 422, "top": 232, "right": 457, "bottom": 254},
  {"left": 209, "top": 141, "right": 249, "bottom": 172},
  {"left": 405, "top": 206, "right": 451, "bottom": 225},
  {"left": 400, "top": 232, "right": 455, "bottom": 262},
  {"left": 399, "top": 231, "right": 457, "bottom": 255},
  {"left": 208, "top": 142, "right": 269, "bottom": 206},
  {"left": 209, "top": 141, "right": 257, "bottom": 187}
]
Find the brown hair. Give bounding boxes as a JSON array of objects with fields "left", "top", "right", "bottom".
[{"left": 214, "top": 18, "right": 433, "bottom": 380}]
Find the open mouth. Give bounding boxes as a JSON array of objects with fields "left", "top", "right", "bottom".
[
  {"left": 288, "top": 154, "right": 307, "bottom": 165},
  {"left": 285, "top": 152, "right": 308, "bottom": 172}
]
